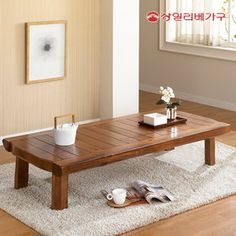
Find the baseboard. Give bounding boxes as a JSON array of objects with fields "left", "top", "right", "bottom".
[
  {"left": 0, "top": 118, "right": 101, "bottom": 146},
  {"left": 140, "top": 83, "right": 158, "bottom": 94},
  {"left": 140, "top": 83, "right": 236, "bottom": 112}
]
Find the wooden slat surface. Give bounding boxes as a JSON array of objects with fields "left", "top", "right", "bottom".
[
  {"left": 3, "top": 111, "right": 230, "bottom": 174},
  {"left": 98, "top": 124, "right": 147, "bottom": 141}
]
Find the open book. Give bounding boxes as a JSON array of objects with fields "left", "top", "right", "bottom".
[
  {"left": 101, "top": 180, "right": 175, "bottom": 205},
  {"left": 131, "top": 180, "right": 175, "bottom": 204}
]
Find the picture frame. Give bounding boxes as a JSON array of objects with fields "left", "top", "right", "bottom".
[{"left": 25, "top": 20, "right": 67, "bottom": 84}]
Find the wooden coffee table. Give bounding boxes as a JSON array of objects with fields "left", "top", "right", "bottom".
[{"left": 3, "top": 112, "right": 230, "bottom": 210}]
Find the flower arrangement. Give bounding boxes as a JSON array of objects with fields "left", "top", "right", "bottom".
[{"left": 156, "top": 86, "right": 181, "bottom": 109}]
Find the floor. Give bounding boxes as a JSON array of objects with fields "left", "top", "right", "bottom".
[{"left": 0, "top": 90, "right": 235, "bottom": 236}]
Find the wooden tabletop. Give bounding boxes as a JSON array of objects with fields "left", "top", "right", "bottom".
[{"left": 3, "top": 112, "right": 230, "bottom": 175}]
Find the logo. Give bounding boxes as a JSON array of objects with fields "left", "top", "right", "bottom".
[{"left": 146, "top": 11, "right": 159, "bottom": 23}]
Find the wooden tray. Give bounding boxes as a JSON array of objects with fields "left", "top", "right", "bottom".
[
  {"left": 138, "top": 117, "right": 187, "bottom": 129},
  {"left": 107, "top": 199, "right": 146, "bottom": 208}
]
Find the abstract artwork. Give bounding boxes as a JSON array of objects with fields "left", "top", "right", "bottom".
[{"left": 26, "top": 21, "right": 66, "bottom": 84}]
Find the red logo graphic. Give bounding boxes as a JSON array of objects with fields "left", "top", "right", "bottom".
[
  {"left": 146, "top": 11, "right": 225, "bottom": 22},
  {"left": 146, "top": 11, "right": 159, "bottom": 23}
]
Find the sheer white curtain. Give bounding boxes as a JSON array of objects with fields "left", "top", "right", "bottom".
[{"left": 174, "top": 0, "right": 226, "bottom": 46}]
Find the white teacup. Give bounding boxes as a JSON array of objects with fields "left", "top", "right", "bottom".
[{"left": 106, "top": 188, "right": 127, "bottom": 205}]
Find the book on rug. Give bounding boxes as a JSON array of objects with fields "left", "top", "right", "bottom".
[
  {"left": 101, "top": 180, "right": 175, "bottom": 205},
  {"left": 131, "top": 180, "right": 176, "bottom": 204}
]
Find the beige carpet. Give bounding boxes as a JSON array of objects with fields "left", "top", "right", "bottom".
[{"left": 0, "top": 141, "right": 236, "bottom": 236}]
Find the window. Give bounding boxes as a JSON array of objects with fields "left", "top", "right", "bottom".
[
  {"left": 222, "top": 0, "right": 236, "bottom": 47},
  {"left": 159, "top": 0, "right": 236, "bottom": 61}
]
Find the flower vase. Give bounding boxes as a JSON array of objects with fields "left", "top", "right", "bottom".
[{"left": 166, "top": 107, "right": 177, "bottom": 121}]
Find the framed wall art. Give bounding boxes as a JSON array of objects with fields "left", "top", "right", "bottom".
[{"left": 25, "top": 20, "right": 67, "bottom": 84}]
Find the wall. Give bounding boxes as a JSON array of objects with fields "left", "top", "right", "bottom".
[
  {"left": 0, "top": 0, "right": 100, "bottom": 136},
  {"left": 99, "top": 0, "right": 113, "bottom": 118},
  {"left": 113, "top": 0, "right": 139, "bottom": 118},
  {"left": 99, "top": 0, "right": 139, "bottom": 119},
  {"left": 140, "top": 0, "right": 236, "bottom": 111}
]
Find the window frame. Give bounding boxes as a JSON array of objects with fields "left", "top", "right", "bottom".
[{"left": 159, "top": 0, "right": 236, "bottom": 62}]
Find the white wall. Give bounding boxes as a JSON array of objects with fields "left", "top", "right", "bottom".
[
  {"left": 140, "top": 0, "right": 236, "bottom": 111},
  {"left": 113, "top": 0, "right": 140, "bottom": 117},
  {"left": 100, "top": 0, "right": 140, "bottom": 119}
]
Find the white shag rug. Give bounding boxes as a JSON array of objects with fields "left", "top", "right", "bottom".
[{"left": 0, "top": 141, "right": 236, "bottom": 236}]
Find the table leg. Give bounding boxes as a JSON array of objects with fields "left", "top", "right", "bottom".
[
  {"left": 205, "top": 138, "right": 215, "bottom": 166},
  {"left": 15, "top": 157, "right": 29, "bottom": 189},
  {"left": 51, "top": 174, "right": 68, "bottom": 210}
]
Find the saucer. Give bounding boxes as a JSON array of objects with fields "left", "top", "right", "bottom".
[{"left": 107, "top": 199, "right": 132, "bottom": 208}]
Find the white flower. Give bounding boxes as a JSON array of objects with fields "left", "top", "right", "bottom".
[
  {"left": 159, "top": 86, "right": 164, "bottom": 94},
  {"left": 167, "top": 87, "right": 175, "bottom": 98},
  {"left": 170, "top": 92, "right": 175, "bottom": 98},
  {"left": 167, "top": 87, "right": 173, "bottom": 93},
  {"left": 161, "top": 95, "right": 171, "bottom": 103},
  {"left": 162, "top": 89, "right": 169, "bottom": 96},
  {"left": 159, "top": 86, "right": 176, "bottom": 104}
]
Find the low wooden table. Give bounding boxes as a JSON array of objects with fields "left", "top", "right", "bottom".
[{"left": 3, "top": 112, "right": 230, "bottom": 210}]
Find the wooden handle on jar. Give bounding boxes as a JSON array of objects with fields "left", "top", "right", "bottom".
[{"left": 54, "top": 114, "right": 76, "bottom": 129}]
